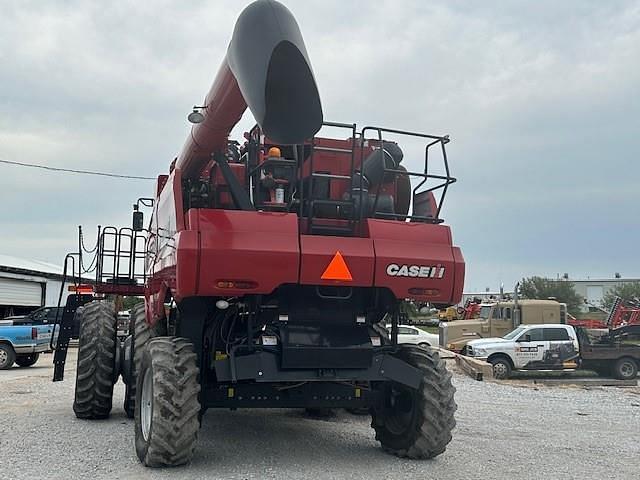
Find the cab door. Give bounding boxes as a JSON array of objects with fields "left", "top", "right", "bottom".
[
  {"left": 489, "top": 306, "right": 514, "bottom": 338},
  {"left": 514, "top": 328, "right": 547, "bottom": 369},
  {"left": 542, "top": 327, "right": 579, "bottom": 369}
]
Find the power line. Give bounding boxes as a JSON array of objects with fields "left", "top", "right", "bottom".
[{"left": 0, "top": 158, "right": 155, "bottom": 180}]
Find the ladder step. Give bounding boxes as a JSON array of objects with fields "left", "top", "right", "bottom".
[
  {"left": 311, "top": 199, "right": 353, "bottom": 207},
  {"left": 311, "top": 173, "right": 351, "bottom": 180},
  {"left": 312, "top": 146, "right": 353, "bottom": 154}
]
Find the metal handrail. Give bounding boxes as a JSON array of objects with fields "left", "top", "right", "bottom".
[{"left": 359, "top": 126, "right": 456, "bottom": 223}]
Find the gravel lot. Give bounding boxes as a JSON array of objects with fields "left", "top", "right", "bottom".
[{"left": 1, "top": 350, "right": 639, "bottom": 480}]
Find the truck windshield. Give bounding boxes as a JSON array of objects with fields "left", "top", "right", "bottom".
[
  {"left": 479, "top": 306, "right": 492, "bottom": 319},
  {"left": 503, "top": 326, "right": 527, "bottom": 340}
]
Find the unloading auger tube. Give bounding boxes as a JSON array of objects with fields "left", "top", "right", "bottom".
[{"left": 176, "top": 0, "right": 323, "bottom": 180}]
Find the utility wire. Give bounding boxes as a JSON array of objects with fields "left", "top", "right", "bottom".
[{"left": 0, "top": 158, "right": 155, "bottom": 180}]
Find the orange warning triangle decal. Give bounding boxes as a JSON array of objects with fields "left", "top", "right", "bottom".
[{"left": 321, "top": 251, "right": 353, "bottom": 281}]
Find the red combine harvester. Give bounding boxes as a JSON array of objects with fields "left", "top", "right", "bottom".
[{"left": 52, "top": 0, "right": 464, "bottom": 467}]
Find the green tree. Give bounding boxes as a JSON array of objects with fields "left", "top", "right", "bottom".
[
  {"left": 122, "top": 296, "right": 144, "bottom": 311},
  {"left": 519, "top": 276, "right": 582, "bottom": 315},
  {"left": 602, "top": 282, "right": 640, "bottom": 310}
]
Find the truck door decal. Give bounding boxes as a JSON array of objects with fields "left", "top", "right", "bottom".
[
  {"left": 520, "top": 328, "right": 578, "bottom": 369},
  {"left": 514, "top": 328, "right": 547, "bottom": 369}
]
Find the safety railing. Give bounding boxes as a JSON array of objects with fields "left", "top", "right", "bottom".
[{"left": 359, "top": 126, "right": 456, "bottom": 224}]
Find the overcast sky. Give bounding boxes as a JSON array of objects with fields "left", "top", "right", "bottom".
[{"left": 1, "top": 0, "right": 639, "bottom": 292}]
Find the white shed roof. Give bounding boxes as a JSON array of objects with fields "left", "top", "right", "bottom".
[{"left": 0, "top": 254, "right": 63, "bottom": 276}]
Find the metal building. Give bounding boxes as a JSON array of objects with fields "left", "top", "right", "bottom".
[
  {"left": 570, "top": 277, "right": 640, "bottom": 310},
  {"left": 0, "top": 254, "right": 69, "bottom": 318}
]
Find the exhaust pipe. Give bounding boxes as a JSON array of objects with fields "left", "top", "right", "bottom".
[{"left": 177, "top": 0, "right": 323, "bottom": 179}]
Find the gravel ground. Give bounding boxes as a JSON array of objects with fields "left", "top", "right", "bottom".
[{"left": 1, "top": 351, "right": 639, "bottom": 480}]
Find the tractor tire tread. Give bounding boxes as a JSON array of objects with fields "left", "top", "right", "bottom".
[
  {"left": 135, "top": 336, "right": 200, "bottom": 467},
  {"left": 73, "top": 301, "right": 117, "bottom": 420},
  {"left": 372, "top": 345, "right": 456, "bottom": 459},
  {"left": 124, "top": 303, "right": 166, "bottom": 418}
]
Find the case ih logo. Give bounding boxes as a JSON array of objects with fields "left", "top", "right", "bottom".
[{"left": 386, "top": 264, "right": 445, "bottom": 279}]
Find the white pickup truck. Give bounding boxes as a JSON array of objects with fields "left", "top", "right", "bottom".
[
  {"left": 465, "top": 323, "right": 640, "bottom": 380},
  {"left": 466, "top": 324, "right": 579, "bottom": 379}
]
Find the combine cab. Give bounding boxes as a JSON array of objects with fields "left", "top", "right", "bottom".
[{"left": 52, "top": 0, "right": 464, "bottom": 467}]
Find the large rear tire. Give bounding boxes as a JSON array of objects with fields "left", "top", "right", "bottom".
[
  {"left": 135, "top": 337, "right": 201, "bottom": 467},
  {"left": 73, "top": 301, "right": 117, "bottom": 420},
  {"left": 124, "top": 303, "right": 165, "bottom": 418},
  {"left": 372, "top": 345, "right": 456, "bottom": 459}
]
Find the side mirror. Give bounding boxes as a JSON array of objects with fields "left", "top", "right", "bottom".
[{"left": 132, "top": 210, "right": 144, "bottom": 231}]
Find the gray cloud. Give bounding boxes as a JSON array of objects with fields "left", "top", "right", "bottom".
[{"left": 1, "top": 0, "right": 639, "bottom": 291}]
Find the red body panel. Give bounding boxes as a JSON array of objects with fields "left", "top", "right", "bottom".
[
  {"left": 174, "top": 230, "right": 198, "bottom": 299},
  {"left": 451, "top": 246, "right": 465, "bottom": 304},
  {"left": 187, "top": 210, "right": 300, "bottom": 297},
  {"left": 299, "top": 235, "right": 374, "bottom": 287},
  {"left": 367, "top": 220, "right": 464, "bottom": 304},
  {"left": 145, "top": 169, "right": 184, "bottom": 324}
]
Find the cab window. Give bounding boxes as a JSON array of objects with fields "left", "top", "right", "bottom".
[
  {"left": 398, "top": 327, "right": 415, "bottom": 335},
  {"left": 46, "top": 308, "right": 63, "bottom": 323},
  {"left": 504, "top": 308, "right": 511, "bottom": 320},
  {"left": 32, "top": 309, "right": 47, "bottom": 321},
  {"left": 491, "top": 308, "right": 502, "bottom": 320},
  {"left": 544, "top": 328, "right": 570, "bottom": 341},
  {"left": 518, "top": 328, "right": 544, "bottom": 342}
]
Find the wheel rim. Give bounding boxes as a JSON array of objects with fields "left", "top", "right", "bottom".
[
  {"left": 620, "top": 362, "right": 634, "bottom": 378},
  {"left": 141, "top": 368, "right": 153, "bottom": 441},
  {"left": 384, "top": 385, "right": 416, "bottom": 435},
  {"left": 0, "top": 349, "right": 7, "bottom": 367},
  {"left": 493, "top": 363, "right": 508, "bottom": 377}
]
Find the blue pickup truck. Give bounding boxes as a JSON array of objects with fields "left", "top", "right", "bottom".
[{"left": 0, "top": 318, "right": 55, "bottom": 369}]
